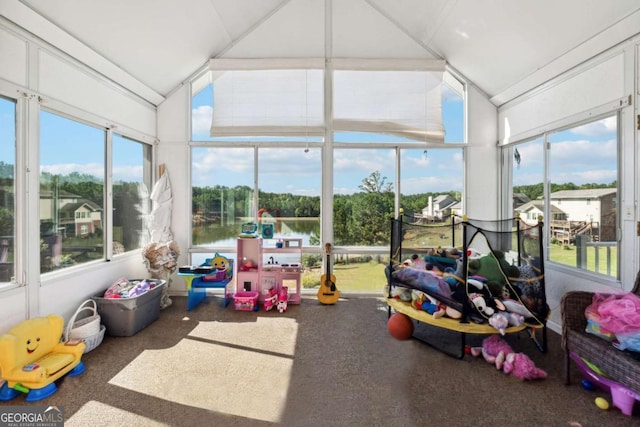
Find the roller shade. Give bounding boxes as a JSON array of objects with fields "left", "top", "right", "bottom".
[
  {"left": 333, "top": 67, "right": 445, "bottom": 142},
  {"left": 209, "top": 59, "right": 324, "bottom": 137},
  {"left": 208, "top": 58, "right": 446, "bottom": 141}
]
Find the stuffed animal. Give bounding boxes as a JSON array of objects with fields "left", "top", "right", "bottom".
[
  {"left": 470, "top": 335, "right": 547, "bottom": 381},
  {"left": 412, "top": 289, "right": 462, "bottom": 319},
  {"left": 142, "top": 240, "right": 180, "bottom": 309}
]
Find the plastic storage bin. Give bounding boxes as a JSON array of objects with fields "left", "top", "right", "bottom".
[
  {"left": 233, "top": 291, "right": 259, "bottom": 311},
  {"left": 92, "top": 279, "right": 165, "bottom": 336}
]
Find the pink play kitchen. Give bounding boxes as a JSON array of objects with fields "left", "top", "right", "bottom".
[{"left": 236, "top": 237, "right": 302, "bottom": 311}]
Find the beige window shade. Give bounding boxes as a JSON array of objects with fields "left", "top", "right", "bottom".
[
  {"left": 333, "top": 68, "right": 444, "bottom": 142},
  {"left": 209, "top": 66, "right": 324, "bottom": 137},
  {"left": 208, "top": 58, "right": 445, "bottom": 141}
]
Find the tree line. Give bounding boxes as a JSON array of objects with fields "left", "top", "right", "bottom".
[{"left": 193, "top": 171, "right": 460, "bottom": 246}]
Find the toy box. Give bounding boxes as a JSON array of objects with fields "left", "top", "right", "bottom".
[
  {"left": 92, "top": 279, "right": 165, "bottom": 336},
  {"left": 233, "top": 291, "right": 259, "bottom": 311}
]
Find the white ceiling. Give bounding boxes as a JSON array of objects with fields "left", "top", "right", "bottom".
[{"left": 14, "top": 0, "right": 640, "bottom": 106}]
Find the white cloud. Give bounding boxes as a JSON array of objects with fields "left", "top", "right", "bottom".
[
  {"left": 113, "top": 165, "right": 143, "bottom": 183},
  {"left": 550, "top": 139, "right": 616, "bottom": 165},
  {"left": 40, "top": 163, "right": 103, "bottom": 179},
  {"left": 191, "top": 106, "right": 213, "bottom": 135},
  {"left": 550, "top": 168, "right": 617, "bottom": 184},
  {"left": 570, "top": 116, "right": 616, "bottom": 137},
  {"left": 402, "top": 175, "right": 462, "bottom": 195}
]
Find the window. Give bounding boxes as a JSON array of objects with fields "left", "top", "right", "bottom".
[
  {"left": 333, "top": 66, "right": 445, "bottom": 143},
  {"left": 112, "top": 134, "right": 152, "bottom": 253},
  {"left": 400, "top": 148, "right": 463, "bottom": 219},
  {"left": 548, "top": 116, "right": 618, "bottom": 277},
  {"left": 507, "top": 116, "right": 618, "bottom": 278},
  {"left": 333, "top": 148, "right": 395, "bottom": 247},
  {"left": 192, "top": 60, "right": 325, "bottom": 142},
  {"left": 191, "top": 146, "right": 321, "bottom": 248},
  {"left": 0, "top": 96, "right": 15, "bottom": 283},
  {"left": 442, "top": 75, "right": 465, "bottom": 144},
  {"left": 511, "top": 137, "right": 544, "bottom": 223},
  {"left": 191, "top": 147, "right": 255, "bottom": 247},
  {"left": 257, "top": 147, "right": 321, "bottom": 245},
  {"left": 191, "top": 61, "right": 466, "bottom": 294},
  {"left": 40, "top": 111, "right": 105, "bottom": 273}
]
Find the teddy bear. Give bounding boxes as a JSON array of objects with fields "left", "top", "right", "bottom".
[{"left": 470, "top": 335, "right": 547, "bottom": 381}]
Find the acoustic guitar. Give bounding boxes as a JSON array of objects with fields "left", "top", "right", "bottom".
[{"left": 318, "top": 243, "right": 339, "bottom": 304}]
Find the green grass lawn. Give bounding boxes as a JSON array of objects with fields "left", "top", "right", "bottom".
[
  {"left": 548, "top": 243, "right": 617, "bottom": 276},
  {"left": 302, "top": 260, "right": 388, "bottom": 293},
  {"left": 303, "top": 242, "right": 618, "bottom": 293}
]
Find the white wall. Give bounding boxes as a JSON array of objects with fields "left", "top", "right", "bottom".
[
  {"left": 465, "top": 84, "right": 499, "bottom": 220},
  {"left": 156, "top": 85, "right": 191, "bottom": 293}
]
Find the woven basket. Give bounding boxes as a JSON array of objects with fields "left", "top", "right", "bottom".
[
  {"left": 65, "top": 299, "right": 101, "bottom": 340},
  {"left": 81, "top": 324, "right": 106, "bottom": 353}
]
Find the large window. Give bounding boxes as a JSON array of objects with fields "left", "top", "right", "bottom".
[
  {"left": 191, "top": 146, "right": 255, "bottom": 247},
  {"left": 112, "top": 134, "right": 152, "bottom": 253},
  {"left": 548, "top": 117, "right": 618, "bottom": 276},
  {"left": 0, "top": 97, "right": 15, "bottom": 283},
  {"left": 400, "top": 148, "right": 463, "bottom": 219},
  {"left": 39, "top": 112, "right": 153, "bottom": 272},
  {"left": 40, "top": 111, "right": 105, "bottom": 272},
  {"left": 191, "top": 146, "right": 321, "bottom": 248},
  {"left": 332, "top": 68, "right": 444, "bottom": 142},
  {"left": 191, "top": 60, "right": 466, "bottom": 294},
  {"left": 333, "top": 148, "right": 394, "bottom": 247},
  {"left": 508, "top": 115, "right": 618, "bottom": 278}
]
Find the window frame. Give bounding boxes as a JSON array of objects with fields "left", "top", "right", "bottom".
[
  {"left": 189, "top": 61, "right": 467, "bottom": 293},
  {"left": 501, "top": 111, "right": 621, "bottom": 280},
  {"left": 35, "top": 102, "right": 155, "bottom": 280},
  {"left": 0, "top": 95, "right": 17, "bottom": 289}
]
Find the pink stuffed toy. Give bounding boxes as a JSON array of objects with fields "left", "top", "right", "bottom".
[{"left": 470, "top": 335, "right": 547, "bottom": 381}]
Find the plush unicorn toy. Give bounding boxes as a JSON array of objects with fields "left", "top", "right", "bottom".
[{"left": 470, "top": 335, "right": 547, "bottom": 381}]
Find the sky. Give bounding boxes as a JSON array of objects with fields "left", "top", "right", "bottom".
[
  {"left": 512, "top": 116, "right": 617, "bottom": 188},
  {"left": 190, "top": 83, "right": 465, "bottom": 196},
  {"left": 0, "top": 105, "right": 145, "bottom": 184},
  {"left": 0, "top": 90, "right": 617, "bottom": 195}
]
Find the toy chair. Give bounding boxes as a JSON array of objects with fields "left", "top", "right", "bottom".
[{"left": 0, "top": 314, "right": 86, "bottom": 402}]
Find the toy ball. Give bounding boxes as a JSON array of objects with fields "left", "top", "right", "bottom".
[
  {"left": 387, "top": 313, "right": 414, "bottom": 340},
  {"left": 581, "top": 379, "right": 595, "bottom": 391},
  {"left": 594, "top": 397, "right": 609, "bottom": 410}
]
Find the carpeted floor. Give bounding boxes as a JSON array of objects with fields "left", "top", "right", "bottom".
[{"left": 1, "top": 294, "right": 638, "bottom": 426}]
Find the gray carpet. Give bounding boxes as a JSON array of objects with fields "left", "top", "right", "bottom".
[{"left": 1, "top": 294, "right": 638, "bottom": 426}]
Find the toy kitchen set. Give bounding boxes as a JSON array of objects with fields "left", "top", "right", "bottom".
[{"left": 236, "top": 236, "right": 302, "bottom": 305}]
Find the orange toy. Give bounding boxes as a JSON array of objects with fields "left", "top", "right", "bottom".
[{"left": 387, "top": 313, "right": 414, "bottom": 340}]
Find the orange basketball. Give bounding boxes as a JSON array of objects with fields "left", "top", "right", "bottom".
[{"left": 387, "top": 313, "right": 414, "bottom": 340}]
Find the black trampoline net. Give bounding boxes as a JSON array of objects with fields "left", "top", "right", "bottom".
[{"left": 388, "top": 213, "right": 547, "bottom": 326}]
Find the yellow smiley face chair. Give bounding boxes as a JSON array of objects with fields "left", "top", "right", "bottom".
[{"left": 0, "top": 314, "right": 86, "bottom": 402}]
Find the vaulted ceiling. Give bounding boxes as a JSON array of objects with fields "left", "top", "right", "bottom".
[{"left": 14, "top": 0, "right": 640, "bottom": 107}]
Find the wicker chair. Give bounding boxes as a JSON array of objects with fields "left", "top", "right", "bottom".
[{"left": 561, "top": 270, "right": 640, "bottom": 393}]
